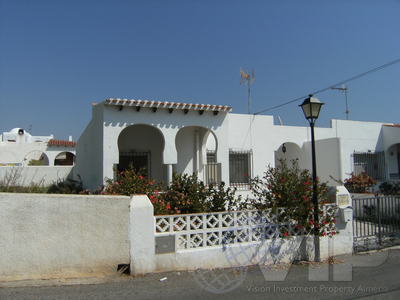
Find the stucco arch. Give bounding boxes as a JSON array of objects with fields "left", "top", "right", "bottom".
[
  {"left": 203, "top": 130, "right": 218, "bottom": 153},
  {"left": 274, "top": 142, "right": 304, "bottom": 168},
  {"left": 117, "top": 124, "right": 165, "bottom": 181},
  {"left": 24, "top": 151, "right": 49, "bottom": 166},
  {"left": 54, "top": 152, "right": 75, "bottom": 166},
  {"left": 175, "top": 126, "right": 217, "bottom": 176}
]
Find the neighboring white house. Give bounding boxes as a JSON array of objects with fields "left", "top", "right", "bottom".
[
  {"left": 74, "top": 98, "right": 400, "bottom": 192},
  {"left": 0, "top": 128, "right": 76, "bottom": 186}
]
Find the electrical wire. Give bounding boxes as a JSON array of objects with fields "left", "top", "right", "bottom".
[{"left": 254, "top": 57, "right": 400, "bottom": 115}]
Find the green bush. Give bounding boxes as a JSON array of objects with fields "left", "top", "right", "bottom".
[
  {"left": 0, "top": 167, "right": 48, "bottom": 193},
  {"left": 344, "top": 172, "right": 376, "bottom": 193},
  {"left": 157, "top": 173, "right": 209, "bottom": 214},
  {"left": 47, "top": 178, "right": 83, "bottom": 194},
  {"left": 207, "top": 181, "right": 238, "bottom": 212},
  {"left": 243, "top": 159, "right": 336, "bottom": 237},
  {"left": 103, "top": 168, "right": 170, "bottom": 213},
  {"left": 157, "top": 173, "right": 238, "bottom": 214},
  {"left": 379, "top": 181, "right": 400, "bottom": 195},
  {"left": 0, "top": 185, "right": 48, "bottom": 193},
  {"left": 28, "top": 159, "right": 46, "bottom": 166}
]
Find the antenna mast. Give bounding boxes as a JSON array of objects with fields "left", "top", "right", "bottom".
[
  {"left": 331, "top": 85, "right": 349, "bottom": 120},
  {"left": 240, "top": 68, "right": 255, "bottom": 114}
]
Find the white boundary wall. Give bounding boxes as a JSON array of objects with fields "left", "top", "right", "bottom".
[
  {"left": 0, "top": 194, "right": 353, "bottom": 280},
  {"left": 0, "top": 193, "right": 130, "bottom": 281},
  {"left": 0, "top": 166, "right": 74, "bottom": 187}
]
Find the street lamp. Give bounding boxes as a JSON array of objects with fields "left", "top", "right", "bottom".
[{"left": 300, "top": 95, "right": 324, "bottom": 262}]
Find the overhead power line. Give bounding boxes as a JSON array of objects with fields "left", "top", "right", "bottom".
[{"left": 254, "top": 57, "right": 400, "bottom": 115}]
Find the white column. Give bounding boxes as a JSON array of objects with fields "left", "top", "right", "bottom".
[
  {"left": 166, "top": 164, "right": 173, "bottom": 185},
  {"left": 194, "top": 130, "right": 200, "bottom": 175}
]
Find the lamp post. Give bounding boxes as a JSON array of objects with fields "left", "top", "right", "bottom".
[{"left": 300, "top": 95, "right": 324, "bottom": 262}]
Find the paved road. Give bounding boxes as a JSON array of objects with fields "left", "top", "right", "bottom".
[{"left": 1, "top": 249, "right": 400, "bottom": 300}]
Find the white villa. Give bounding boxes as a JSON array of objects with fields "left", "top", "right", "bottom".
[
  {"left": 0, "top": 128, "right": 76, "bottom": 185},
  {"left": 74, "top": 98, "right": 400, "bottom": 192}
]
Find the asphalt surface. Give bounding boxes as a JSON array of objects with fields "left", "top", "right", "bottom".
[{"left": 1, "top": 249, "right": 400, "bottom": 300}]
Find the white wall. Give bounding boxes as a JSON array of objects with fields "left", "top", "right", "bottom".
[
  {"left": 228, "top": 115, "right": 394, "bottom": 187},
  {"left": 0, "top": 193, "right": 130, "bottom": 281},
  {"left": 0, "top": 166, "right": 73, "bottom": 186},
  {"left": 0, "top": 142, "right": 47, "bottom": 165},
  {"left": 0, "top": 194, "right": 353, "bottom": 280},
  {"left": 333, "top": 119, "right": 384, "bottom": 180},
  {"left": 74, "top": 104, "right": 104, "bottom": 190},
  {"left": 227, "top": 114, "right": 335, "bottom": 186},
  {"left": 314, "top": 138, "right": 342, "bottom": 184}
]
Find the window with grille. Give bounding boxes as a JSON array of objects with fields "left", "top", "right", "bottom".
[
  {"left": 118, "top": 150, "right": 151, "bottom": 177},
  {"left": 229, "top": 150, "right": 252, "bottom": 188},
  {"left": 352, "top": 151, "right": 385, "bottom": 180},
  {"left": 206, "top": 150, "right": 217, "bottom": 163},
  {"left": 205, "top": 151, "right": 220, "bottom": 185}
]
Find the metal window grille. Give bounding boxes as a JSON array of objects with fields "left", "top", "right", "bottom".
[
  {"left": 229, "top": 150, "right": 252, "bottom": 189},
  {"left": 118, "top": 150, "right": 151, "bottom": 177},
  {"left": 352, "top": 151, "right": 385, "bottom": 180},
  {"left": 205, "top": 151, "right": 220, "bottom": 185},
  {"left": 206, "top": 150, "right": 217, "bottom": 163}
]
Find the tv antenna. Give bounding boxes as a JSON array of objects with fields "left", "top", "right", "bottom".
[
  {"left": 331, "top": 85, "right": 349, "bottom": 120},
  {"left": 240, "top": 68, "right": 255, "bottom": 114}
]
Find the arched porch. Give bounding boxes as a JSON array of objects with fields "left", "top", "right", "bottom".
[
  {"left": 175, "top": 126, "right": 219, "bottom": 184},
  {"left": 274, "top": 142, "right": 305, "bottom": 169},
  {"left": 117, "top": 124, "right": 165, "bottom": 183},
  {"left": 23, "top": 151, "right": 49, "bottom": 166}
]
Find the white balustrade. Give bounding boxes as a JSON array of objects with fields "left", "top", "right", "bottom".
[{"left": 155, "top": 205, "right": 337, "bottom": 250}]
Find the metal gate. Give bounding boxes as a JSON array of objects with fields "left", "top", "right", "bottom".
[{"left": 353, "top": 195, "right": 400, "bottom": 252}]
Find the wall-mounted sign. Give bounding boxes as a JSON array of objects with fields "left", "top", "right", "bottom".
[{"left": 336, "top": 186, "right": 352, "bottom": 208}]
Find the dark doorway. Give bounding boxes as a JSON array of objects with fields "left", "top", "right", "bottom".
[{"left": 118, "top": 151, "right": 151, "bottom": 177}]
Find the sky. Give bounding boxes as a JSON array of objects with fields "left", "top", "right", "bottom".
[{"left": 1, "top": 0, "right": 400, "bottom": 140}]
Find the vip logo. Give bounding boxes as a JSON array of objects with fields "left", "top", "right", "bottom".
[{"left": 192, "top": 224, "right": 390, "bottom": 294}]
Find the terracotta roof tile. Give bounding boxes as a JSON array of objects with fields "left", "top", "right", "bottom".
[
  {"left": 104, "top": 98, "right": 232, "bottom": 112},
  {"left": 383, "top": 124, "right": 400, "bottom": 128},
  {"left": 48, "top": 139, "right": 76, "bottom": 148}
]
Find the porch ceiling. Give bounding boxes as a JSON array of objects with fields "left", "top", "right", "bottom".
[{"left": 104, "top": 98, "right": 232, "bottom": 113}]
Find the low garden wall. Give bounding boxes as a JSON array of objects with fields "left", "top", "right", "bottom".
[
  {"left": 0, "top": 193, "right": 131, "bottom": 281},
  {"left": 131, "top": 197, "right": 354, "bottom": 275}
]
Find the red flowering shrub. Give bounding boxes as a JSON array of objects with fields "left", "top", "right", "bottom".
[
  {"left": 245, "top": 159, "right": 336, "bottom": 237},
  {"left": 104, "top": 168, "right": 174, "bottom": 214},
  {"left": 157, "top": 173, "right": 238, "bottom": 214},
  {"left": 344, "top": 172, "right": 376, "bottom": 193},
  {"left": 104, "top": 169, "right": 238, "bottom": 215},
  {"left": 104, "top": 168, "right": 161, "bottom": 196}
]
